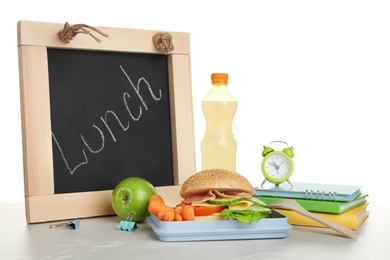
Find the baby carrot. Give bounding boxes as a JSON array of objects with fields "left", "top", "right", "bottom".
[
  {"left": 162, "top": 210, "right": 175, "bottom": 221},
  {"left": 174, "top": 205, "right": 183, "bottom": 215},
  {"left": 157, "top": 211, "right": 165, "bottom": 220},
  {"left": 148, "top": 200, "right": 171, "bottom": 216},
  {"left": 149, "top": 194, "right": 165, "bottom": 204},
  {"left": 157, "top": 208, "right": 174, "bottom": 221},
  {"left": 174, "top": 213, "right": 183, "bottom": 221},
  {"left": 181, "top": 205, "right": 195, "bottom": 221}
]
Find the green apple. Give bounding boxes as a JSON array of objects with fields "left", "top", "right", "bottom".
[{"left": 111, "top": 177, "right": 157, "bottom": 222}]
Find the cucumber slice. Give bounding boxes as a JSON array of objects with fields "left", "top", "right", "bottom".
[
  {"left": 230, "top": 206, "right": 271, "bottom": 213},
  {"left": 246, "top": 197, "right": 267, "bottom": 207},
  {"left": 209, "top": 197, "right": 244, "bottom": 206},
  {"left": 246, "top": 206, "right": 271, "bottom": 212}
]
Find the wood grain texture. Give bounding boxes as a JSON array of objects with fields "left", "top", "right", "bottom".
[
  {"left": 168, "top": 54, "right": 196, "bottom": 185},
  {"left": 25, "top": 186, "right": 183, "bottom": 223},
  {"left": 18, "top": 20, "right": 190, "bottom": 54},
  {"left": 18, "top": 46, "right": 54, "bottom": 197}
]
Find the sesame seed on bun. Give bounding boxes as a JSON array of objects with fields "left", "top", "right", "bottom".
[{"left": 179, "top": 169, "right": 255, "bottom": 199}]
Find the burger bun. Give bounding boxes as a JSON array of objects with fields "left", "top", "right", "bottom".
[{"left": 180, "top": 169, "right": 255, "bottom": 199}]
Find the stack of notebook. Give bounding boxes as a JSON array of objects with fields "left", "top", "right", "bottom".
[{"left": 254, "top": 182, "right": 369, "bottom": 230}]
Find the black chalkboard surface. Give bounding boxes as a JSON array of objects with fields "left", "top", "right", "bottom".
[{"left": 48, "top": 48, "right": 174, "bottom": 194}]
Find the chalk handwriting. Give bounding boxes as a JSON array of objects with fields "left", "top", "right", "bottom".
[
  {"left": 100, "top": 111, "right": 130, "bottom": 142},
  {"left": 52, "top": 65, "right": 163, "bottom": 175},
  {"left": 81, "top": 124, "right": 105, "bottom": 153},
  {"left": 52, "top": 132, "right": 88, "bottom": 175},
  {"left": 120, "top": 65, "right": 162, "bottom": 111}
]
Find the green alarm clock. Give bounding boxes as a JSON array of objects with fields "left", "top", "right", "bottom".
[{"left": 261, "top": 141, "right": 294, "bottom": 188}]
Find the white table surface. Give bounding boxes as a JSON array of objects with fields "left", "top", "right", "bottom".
[{"left": 1, "top": 203, "right": 389, "bottom": 260}]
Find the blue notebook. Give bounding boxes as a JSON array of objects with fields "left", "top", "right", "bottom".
[{"left": 254, "top": 182, "right": 361, "bottom": 202}]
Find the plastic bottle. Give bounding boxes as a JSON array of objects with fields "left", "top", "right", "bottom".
[{"left": 201, "top": 73, "right": 237, "bottom": 172}]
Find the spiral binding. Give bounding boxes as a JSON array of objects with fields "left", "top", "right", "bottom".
[{"left": 305, "top": 190, "right": 338, "bottom": 200}]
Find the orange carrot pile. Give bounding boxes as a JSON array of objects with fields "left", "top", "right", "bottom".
[{"left": 148, "top": 194, "right": 195, "bottom": 222}]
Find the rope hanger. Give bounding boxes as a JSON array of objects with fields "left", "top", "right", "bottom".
[{"left": 57, "top": 22, "right": 174, "bottom": 54}]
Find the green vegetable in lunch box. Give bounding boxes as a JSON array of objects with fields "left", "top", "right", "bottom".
[{"left": 221, "top": 206, "right": 271, "bottom": 224}]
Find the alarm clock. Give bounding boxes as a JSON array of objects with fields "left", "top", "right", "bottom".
[{"left": 261, "top": 141, "right": 294, "bottom": 188}]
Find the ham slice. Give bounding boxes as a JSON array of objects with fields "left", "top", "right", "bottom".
[
  {"left": 183, "top": 190, "right": 216, "bottom": 203},
  {"left": 183, "top": 189, "right": 253, "bottom": 204},
  {"left": 212, "top": 190, "right": 253, "bottom": 199}
]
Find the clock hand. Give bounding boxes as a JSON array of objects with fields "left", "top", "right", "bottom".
[
  {"left": 277, "top": 160, "right": 285, "bottom": 167},
  {"left": 268, "top": 161, "right": 278, "bottom": 169},
  {"left": 268, "top": 161, "right": 275, "bottom": 167}
]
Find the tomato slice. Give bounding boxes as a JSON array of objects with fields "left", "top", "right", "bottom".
[{"left": 193, "top": 205, "right": 226, "bottom": 216}]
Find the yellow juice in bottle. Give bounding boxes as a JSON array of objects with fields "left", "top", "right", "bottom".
[{"left": 201, "top": 73, "right": 237, "bottom": 172}]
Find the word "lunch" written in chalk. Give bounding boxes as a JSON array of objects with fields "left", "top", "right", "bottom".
[{"left": 51, "top": 65, "right": 163, "bottom": 176}]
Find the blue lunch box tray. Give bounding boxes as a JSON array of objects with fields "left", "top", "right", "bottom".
[{"left": 146, "top": 210, "right": 291, "bottom": 242}]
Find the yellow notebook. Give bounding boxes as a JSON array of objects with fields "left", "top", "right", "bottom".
[{"left": 274, "top": 203, "right": 369, "bottom": 230}]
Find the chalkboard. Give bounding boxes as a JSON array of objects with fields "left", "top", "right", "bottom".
[
  {"left": 18, "top": 20, "right": 195, "bottom": 223},
  {"left": 48, "top": 49, "right": 174, "bottom": 194}
]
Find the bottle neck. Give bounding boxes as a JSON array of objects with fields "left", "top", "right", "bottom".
[
  {"left": 203, "top": 82, "right": 236, "bottom": 102},
  {"left": 212, "top": 82, "right": 227, "bottom": 87},
  {"left": 209, "top": 83, "right": 229, "bottom": 95}
]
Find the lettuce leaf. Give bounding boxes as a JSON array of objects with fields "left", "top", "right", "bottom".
[{"left": 221, "top": 208, "right": 270, "bottom": 224}]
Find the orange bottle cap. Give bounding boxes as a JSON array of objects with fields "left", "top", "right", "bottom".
[{"left": 211, "top": 73, "right": 228, "bottom": 84}]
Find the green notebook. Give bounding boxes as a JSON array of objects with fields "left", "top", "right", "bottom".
[{"left": 256, "top": 193, "right": 368, "bottom": 214}]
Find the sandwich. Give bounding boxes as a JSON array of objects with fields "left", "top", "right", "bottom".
[{"left": 179, "top": 168, "right": 271, "bottom": 224}]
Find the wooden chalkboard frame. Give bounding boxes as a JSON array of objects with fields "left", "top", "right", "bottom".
[{"left": 18, "top": 20, "right": 195, "bottom": 223}]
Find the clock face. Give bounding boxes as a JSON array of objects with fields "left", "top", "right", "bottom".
[{"left": 262, "top": 152, "right": 293, "bottom": 182}]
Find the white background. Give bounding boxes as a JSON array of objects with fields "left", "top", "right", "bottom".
[{"left": 1, "top": 0, "right": 389, "bottom": 207}]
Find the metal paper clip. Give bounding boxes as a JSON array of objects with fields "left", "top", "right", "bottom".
[
  {"left": 49, "top": 219, "right": 80, "bottom": 230},
  {"left": 116, "top": 211, "right": 137, "bottom": 232}
]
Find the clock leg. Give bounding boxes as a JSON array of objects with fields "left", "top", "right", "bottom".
[
  {"left": 260, "top": 178, "right": 268, "bottom": 189},
  {"left": 287, "top": 179, "right": 293, "bottom": 189}
]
